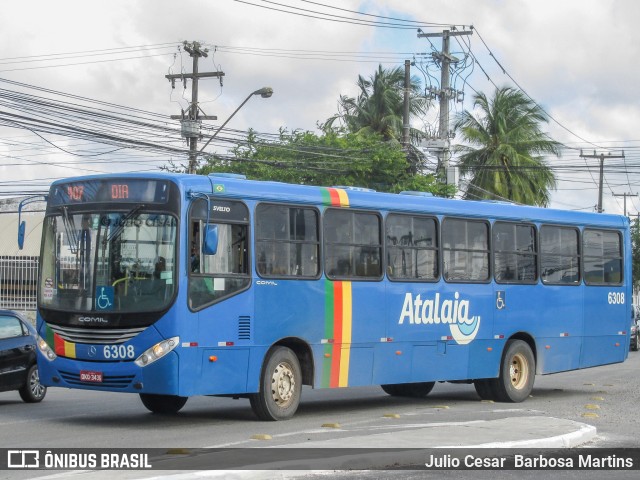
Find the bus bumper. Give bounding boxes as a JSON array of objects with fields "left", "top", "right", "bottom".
[{"left": 37, "top": 351, "right": 180, "bottom": 395}]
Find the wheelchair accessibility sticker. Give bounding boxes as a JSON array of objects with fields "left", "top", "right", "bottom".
[
  {"left": 496, "top": 291, "right": 506, "bottom": 310},
  {"left": 96, "top": 286, "right": 114, "bottom": 311}
]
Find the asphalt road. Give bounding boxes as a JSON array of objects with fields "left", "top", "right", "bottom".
[{"left": 0, "top": 349, "right": 638, "bottom": 478}]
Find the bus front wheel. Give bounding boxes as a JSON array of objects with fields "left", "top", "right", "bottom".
[
  {"left": 492, "top": 340, "right": 535, "bottom": 403},
  {"left": 250, "top": 346, "right": 302, "bottom": 421},
  {"left": 381, "top": 382, "right": 435, "bottom": 397},
  {"left": 140, "top": 393, "right": 188, "bottom": 414}
]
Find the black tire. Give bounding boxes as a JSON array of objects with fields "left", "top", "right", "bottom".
[
  {"left": 491, "top": 340, "right": 535, "bottom": 403},
  {"left": 19, "top": 364, "right": 47, "bottom": 403},
  {"left": 381, "top": 382, "right": 435, "bottom": 398},
  {"left": 473, "top": 379, "right": 496, "bottom": 401},
  {"left": 250, "top": 346, "right": 302, "bottom": 421},
  {"left": 139, "top": 393, "right": 188, "bottom": 414},
  {"left": 632, "top": 334, "right": 639, "bottom": 352}
]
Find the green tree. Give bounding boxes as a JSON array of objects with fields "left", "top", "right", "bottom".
[
  {"left": 323, "top": 64, "right": 428, "bottom": 144},
  {"left": 198, "top": 128, "right": 452, "bottom": 196},
  {"left": 453, "top": 87, "right": 560, "bottom": 206}
]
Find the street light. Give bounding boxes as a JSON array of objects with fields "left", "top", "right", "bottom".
[{"left": 191, "top": 87, "right": 273, "bottom": 173}]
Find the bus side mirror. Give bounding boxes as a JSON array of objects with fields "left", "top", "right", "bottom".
[
  {"left": 203, "top": 224, "right": 218, "bottom": 255},
  {"left": 17, "top": 221, "right": 26, "bottom": 250},
  {"left": 17, "top": 194, "right": 47, "bottom": 250}
]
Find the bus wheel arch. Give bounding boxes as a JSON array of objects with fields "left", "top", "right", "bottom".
[
  {"left": 271, "top": 337, "right": 314, "bottom": 387},
  {"left": 492, "top": 336, "right": 536, "bottom": 403}
]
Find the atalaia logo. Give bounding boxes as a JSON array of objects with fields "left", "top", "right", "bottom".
[{"left": 398, "top": 292, "right": 481, "bottom": 345}]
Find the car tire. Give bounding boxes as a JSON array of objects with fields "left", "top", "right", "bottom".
[{"left": 19, "top": 364, "right": 47, "bottom": 403}]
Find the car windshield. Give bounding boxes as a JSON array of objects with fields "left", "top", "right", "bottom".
[{"left": 38, "top": 211, "right": 178, "bottom": 313}]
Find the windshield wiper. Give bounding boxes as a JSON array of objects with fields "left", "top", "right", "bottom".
[
  {"left": 60, "top": 206, "right": 80, "bottom": 254},
  {"left": 104, "top": 205, "right": 145, "bottom": 245}
]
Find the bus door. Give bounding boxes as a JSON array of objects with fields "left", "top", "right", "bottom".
[
  {"left": 188, "top": 199, "right": 253, "bottom": 395},
  {"left": 580, "top": 229, "right": 628, "bottom": 367}
]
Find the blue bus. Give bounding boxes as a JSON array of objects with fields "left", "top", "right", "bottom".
[{"left": 29, "top": 172, "right": 632, "bottom": 420}]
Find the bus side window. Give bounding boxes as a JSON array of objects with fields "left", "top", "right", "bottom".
[
  {"left": 442, "top": 218, "right": 489, "bottom": 283},
  {"left": 255, "top": 204, "right": 320, "bottom": 278},
  {"left": 188, "top": 200, "right": 251, "bottom": 310},
  {"left": 584, "top": 229, "right": 623, "bottom": 285},
  {"left": 492, "top": 223, "right": 538, "bottom": 283},
  {"left": 324, "top": 209, "right": 382, "bottom": 281},
  {"left": 541, "top": 225, "right": 581, "bottom": 285}
]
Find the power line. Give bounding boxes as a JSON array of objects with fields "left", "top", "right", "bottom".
[{"left": 234, "top": 0, "right": 463, "bottom": 30}]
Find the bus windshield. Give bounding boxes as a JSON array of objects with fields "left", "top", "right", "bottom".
[{"left": 39, "top": 210, "right": 178, "bottom": 314}]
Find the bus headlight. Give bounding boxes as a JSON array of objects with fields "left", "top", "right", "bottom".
[
  {"left": 37, "top": 336, "right": 57, "bottom": 361},
  {"left": 135, "top": 336, "right": 179, "bottom": 367}
]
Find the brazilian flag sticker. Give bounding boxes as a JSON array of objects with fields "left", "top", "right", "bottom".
[{"left": 214, "top": 184, "right": 225, "bottom": 193}]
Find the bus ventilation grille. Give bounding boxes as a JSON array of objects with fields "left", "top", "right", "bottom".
[
  {"left": 238, "top": 316, "right": 251, "bottom": 340},
  {"left": 48, "top": 324, "right": 146, "bottom": 345}
]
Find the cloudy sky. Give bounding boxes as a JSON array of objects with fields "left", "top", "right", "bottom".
[{"left": 0, "top": 0, "right": 638, "bottom": 215}]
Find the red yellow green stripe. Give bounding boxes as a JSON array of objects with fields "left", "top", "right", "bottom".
[
  {"left": 339, "top": 281, "right": 352, "bottom": 387},
  {"left": 321, "top": 187, "right": 349, "bottom": 207},
  {"left": 322, "top": 280, "right": 352, "bottom": 388},
  {"left": 45, "top": 324, "right": 76, "bottom": 359},
  {"left": 320, "top": 186, "right": 351, "bottom": 387}
]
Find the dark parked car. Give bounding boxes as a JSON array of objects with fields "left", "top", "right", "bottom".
[{"left": 0, "top": 310, "right": 46, "bottom": 402}]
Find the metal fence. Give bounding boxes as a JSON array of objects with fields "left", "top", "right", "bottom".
[{"left": 0, "top": 255, "right": 38, "bottom": 311}]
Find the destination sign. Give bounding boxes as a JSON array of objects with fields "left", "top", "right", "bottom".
[{"left": 50, "top": 179, "right": 170, "bottom": 205}]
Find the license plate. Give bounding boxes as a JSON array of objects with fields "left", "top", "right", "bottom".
[{"left": 80, "top": 370, "right": 103, "bottom": 383}]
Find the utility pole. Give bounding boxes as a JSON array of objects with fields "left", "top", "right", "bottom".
[
  {"left": 579, "top": 150, "right": 626, "bottom": 213},
  {"left": 402, "top": 60, "right": 411, "bottom": 147},
  {"left": 613, "top": 192, "right": 637, "bottom": 217},
  {"left": 166, "top": 41, "right": 225, "bottom": 174},
  {"left": 418, "top": 28, "right": 472, "bottom": 179}
]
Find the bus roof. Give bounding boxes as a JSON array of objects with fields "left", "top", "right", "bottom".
[{"left": 50, "top": 171, "right": 629, "bottom": 230}]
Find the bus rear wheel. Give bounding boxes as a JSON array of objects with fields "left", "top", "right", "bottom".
[
  {"left": 492, "top": 340, "right": 535, "bottom": 403},
  {"left": 381, "top": 382, "right": 435, "bottom": 398},
  {"left": 473, "top": 379, "right": 496, "bottom": 401},
  {"left": 250, "top": 346, "right": 302, "bottom": 421},
  {"left": 140, "top": 393, "right": 188, "bottom": 414}
]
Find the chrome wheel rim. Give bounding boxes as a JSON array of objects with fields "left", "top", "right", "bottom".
[{"left": 30, "top": 369, "right": 46, "bottom": 399}]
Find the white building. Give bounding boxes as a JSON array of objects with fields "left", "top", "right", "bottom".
[{"left": 0, "top": 197, "right": 44, "bottom": 311}]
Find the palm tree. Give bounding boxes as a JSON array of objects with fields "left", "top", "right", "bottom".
[
  {"left": 323, "top": 65, "right": 428, "bottom": 144},
  {"left": 454, "top": 87, "right": 560, "bottom": 207}
]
